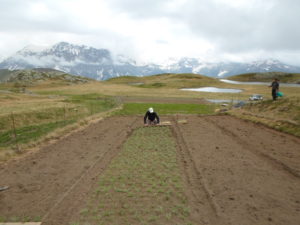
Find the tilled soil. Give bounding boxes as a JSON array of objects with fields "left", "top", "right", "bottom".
[
  {"left": 173, "top": 115, "right": 300, "bottom": 225},
  {"left": 0, "top": 115, "right": 299, "bottom": 225},
  {"left": 0, "top": 116, "right": 140, "bottom": 222}
]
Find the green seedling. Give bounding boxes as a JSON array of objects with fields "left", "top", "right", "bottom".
[{"left": 78, "top": 127, "right": 193, "bottom": 224}]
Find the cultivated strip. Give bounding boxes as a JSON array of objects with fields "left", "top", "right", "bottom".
[
  {"left": 171, "top": 117, "right": 223, "bottom": 225},
  {"left": 205, "top": 116, "right": 300, "bottom": 178},
  {"left": 74, "top": 126, "right": 194, "bottom": 225},
  {"left": 42, "top": 117, "right": 139, "bottom": 225}
]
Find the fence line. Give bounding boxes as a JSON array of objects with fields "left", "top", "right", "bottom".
[
  {"left": 10, "top": 112, "right": 20, "bottom": 153},
  {"left": 1, "top": 98, "right": 119, "bottom": 149}
]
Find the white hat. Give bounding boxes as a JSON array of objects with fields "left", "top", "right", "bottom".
[{"left": 148, "top": 107, "right": 154, "bottom": 113}]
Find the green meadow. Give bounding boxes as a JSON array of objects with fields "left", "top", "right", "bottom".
[{"left": 113, "top": 102, "right": 215, "bottom": 116}]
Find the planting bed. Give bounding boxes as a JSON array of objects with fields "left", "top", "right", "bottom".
[
  {"left": 0, "top": 116, "right": 140, "bottom": 223},
  {"left": 0, "top": 115, "right": 299, "bottom": 225}
]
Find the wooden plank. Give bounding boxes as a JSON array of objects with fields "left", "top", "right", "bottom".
[
  {"left": 159, "top": 121, "right": 172, "bottom": 126},
  {"left": 177, "top": 119, "right": 188, "bottom": 124}
]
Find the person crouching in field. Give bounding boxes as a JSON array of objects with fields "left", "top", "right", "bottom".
[
  {"left": 269, "top": 78, "right": 279, "bottom": 101},
  {"left": 144, "top": 107, "right": 160, "bottom": 125}
]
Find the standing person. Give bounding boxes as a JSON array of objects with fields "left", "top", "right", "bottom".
[
  {"left": 269, "top": 78, "right": 279, "bottom": 100},
  {"left": 144, "top": 107, "right": 160, "bottom": 125}
]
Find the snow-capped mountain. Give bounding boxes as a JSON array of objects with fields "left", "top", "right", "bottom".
[
  {"left": 0, "top": 42, "right": 116, "bottom": 80},
  {"left": 0, "top": 42, "right": 299, "bottom": 80},
  {"left": 0, "top": 42, "right": 165, "bottom": 80},
  {"left": 159, "top": 57, "right": 300, "bottom": 77}
]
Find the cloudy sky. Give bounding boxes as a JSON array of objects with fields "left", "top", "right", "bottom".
[{"left": 0, "top": 0, "right": 299, "bottom": 65}]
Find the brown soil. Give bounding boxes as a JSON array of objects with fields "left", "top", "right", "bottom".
[
  {"left": 0, "top": 116, "right": 140, "bottom": 222},
  {"left": 173, "top": 115, "right": 300, "bottom": 225},
  {"left": 0, "top": 115, "right": 299, "bottom": 225}
]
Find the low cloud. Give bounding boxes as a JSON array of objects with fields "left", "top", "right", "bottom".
[
  {"left": 108, "top": 0, "right": 300, "bottom": 53},
  {"left": 0, "top": 0, "right": 299, "bottom": 65}
]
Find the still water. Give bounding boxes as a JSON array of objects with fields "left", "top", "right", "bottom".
[
  {"left": 206, "top": 99, "right": 241, "bottom": 103},
  {"left": 181, "top": 87, "right": 243, "bottom": 93},
  {"left": 220, "top": 79, "right": 300, "bottom": 87}
]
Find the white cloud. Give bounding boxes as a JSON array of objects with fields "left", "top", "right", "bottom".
[{"left": 0, "top": 0, "right": 299, "bottom": 65}]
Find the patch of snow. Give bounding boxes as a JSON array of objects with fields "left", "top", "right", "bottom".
[
  {"left": 192, "top": 63, "right": 209, "bottom": 73},
  {"left": 265, "top": 59, "right": 279, "bottom": 65},
  {"left": 53, "top": 65, "right": 68, "bottom": 73},
  {"left": 114, "top": 54, "right": 136, "bottom": 66},
  {"left": 20, "top": 44, "right": 49, "bottom": 53},
  {"left": 70, "top": 48, "right": 80, "bottom": 55},
  {"left": 217, "top": 70, "right": 228, "bottom": 77},
  {"left": 8, "top": 65, "right": 22, "bottom": 70},
  {"left": 96, "top": 69, "right": 104, "bottom": 80}
]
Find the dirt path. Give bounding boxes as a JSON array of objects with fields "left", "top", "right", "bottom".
[
  {"left": 174, "top": 115, "right": 300, "bottom": 225},
  {"left": 0, "top": 116, "right": 140, "bottom": 222},
  {"left": 0, "top": 115, "right": 299, "bottom": 225}
]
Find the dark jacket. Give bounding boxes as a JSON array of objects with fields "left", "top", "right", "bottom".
[
  {"left": 270, "top": 81, "right": 279, "bottom": 90},
  {"left": 144, "top": 111, "right": 160, "bottom": 124}
]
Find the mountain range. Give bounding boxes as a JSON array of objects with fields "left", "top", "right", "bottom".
[{"left": 0, "top": 42, "right": 299, "bottom": 80}]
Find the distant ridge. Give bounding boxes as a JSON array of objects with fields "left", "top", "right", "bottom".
[
  {"left": 1, "top": 42, "right": 300, "bottom": 80},
  {"left": 0, "top": 68, "right": 91, "bottom": 84},
  {"left": 227, "top": 72, "right": 300, "bottom": 84}
]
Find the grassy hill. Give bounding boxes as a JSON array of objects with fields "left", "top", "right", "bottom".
[
  {"left": 229, "top": 97, "right": 300, "bottom": 137},
  {"left": 0, "top": 68, "right": 92, "bottom": 86},
  {"left": 0, "top": 69, "right": 14, "bottom": 82},
  {"left": 228, "top": 72, "right": 300, "bottom": 84},
  {"left": 106, "top": 73, "right": 222, "bottom": 88}
]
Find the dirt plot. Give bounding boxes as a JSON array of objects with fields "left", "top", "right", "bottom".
[
  {"left": 0, "top": 115, "right": 300, "bottom": 225},
  {"left": 0, "top": 116, "right": 140, "bottom": 222},
  {"left": 174, "top": 115, "right": 300, "bottom": 225}
]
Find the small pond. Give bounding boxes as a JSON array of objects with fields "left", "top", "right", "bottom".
[
  {"left": 220, "top": 79, "right": 300, "bottom": 87},
  {"left": 128, "top": 82, "right": 144, "bottom": 86},
  {"left": 181, "top": 87, "right": 243, "bottom": 93},
  {"left": 206, "top": 99, "right": 241, "bottom": 103}
]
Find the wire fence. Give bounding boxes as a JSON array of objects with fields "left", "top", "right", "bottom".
[{"left": 0, "top": 97, "right": 120, "bottom": 152}]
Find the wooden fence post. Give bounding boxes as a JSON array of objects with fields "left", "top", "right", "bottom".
[
  {"left": 64, "top": 105, "right": 66, "bottom": 124},
  {"left": 11, "top": 112, "right": 20, "bottom": 153}
]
